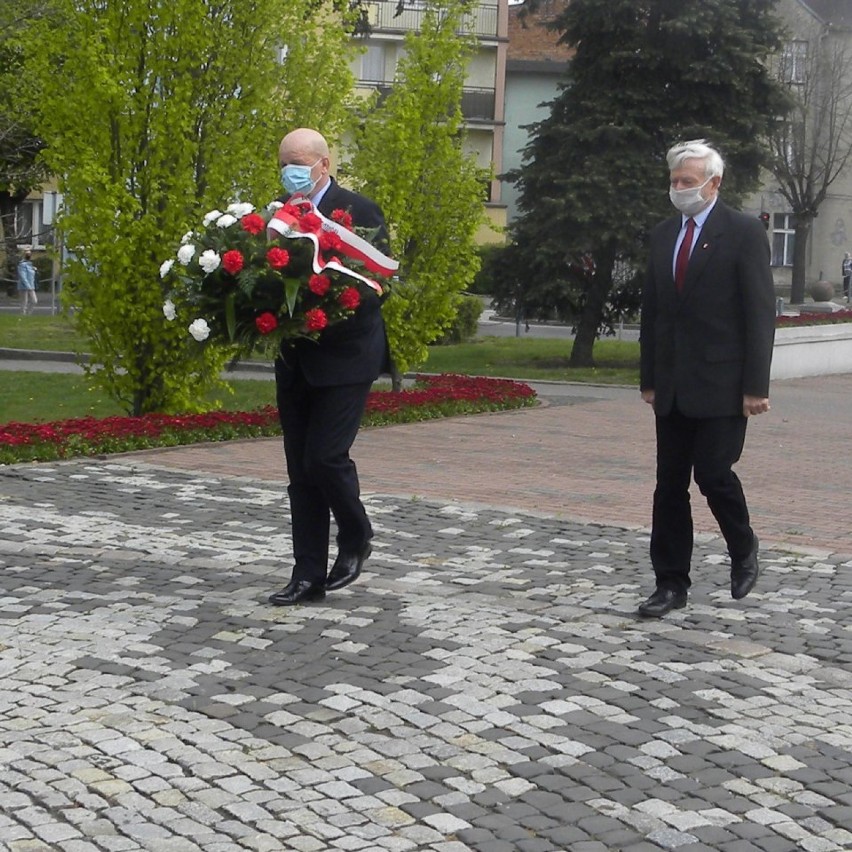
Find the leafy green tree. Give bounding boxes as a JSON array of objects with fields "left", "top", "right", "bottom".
[
  {"left": 348, "top": 0, "right": 488, "bottom": 381},
  {"left": 0, "top": 0, "right": 53, "bottom": 286},
  {"left": 27, "top": 0, "right": 359, "bottom": 415},
  {"left": 502, "top": 0, "right": 788, "bottom": 366}
]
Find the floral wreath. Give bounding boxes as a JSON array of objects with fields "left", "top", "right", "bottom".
[{"left": 160, "top": 199, "right": 397, "bottom": 353}]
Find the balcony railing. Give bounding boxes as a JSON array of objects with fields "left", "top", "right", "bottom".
[
  {"left": 365, "top": 1, "right": 499, "bottom": 39},
  {"left": 461, "top": 87, "right": 496, "bottom": 121},
  {"left": 364, "top": 82, "right": 497, "bottom": 122}
]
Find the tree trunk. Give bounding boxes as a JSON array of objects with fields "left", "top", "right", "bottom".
[
  {"left": 569, "top": 247, "right": 616, "bottom": 367},
  {"left": 0, "top": 190, "right": 26, "bottom": 289},
  {"left": 789, "top": 215, "right": 813, "bottom": 305}
]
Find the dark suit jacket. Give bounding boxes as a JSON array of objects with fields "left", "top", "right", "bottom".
[
  {"left": 640, "top": 200, "right": 776, "bottom": 419},
  {"left": 276, "top": 179, "right": 391, "bottom": 388}
]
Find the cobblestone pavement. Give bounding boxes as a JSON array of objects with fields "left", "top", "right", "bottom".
[{"left": 2, "top": 453, "right": 852, "bottom": 852}]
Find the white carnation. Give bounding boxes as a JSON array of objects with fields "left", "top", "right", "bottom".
[
  {"left": 267, "top": 201, "right": 284, "bottom": 211},
  {"left": 198, "top": 250, "right": 221, "bottom": 274},
  {"left": 227, "top": 202, "right": 254, "bottom": 218},
  {"left": 159, "top": 259, "right": 175, "bottom": 279},
  {"left": 188, "top": 318, "right": 210, "bottom": 342},
  {"left": 162, "top": 299, "right": 176, "bottom": 321},
  {"left": 202, "top": 209, "right": 223, "bottom": 226},
  {"left": 177, "top": 244, "right": 195, "bottom": 265},
  {"left": 180, "top": 230, "right": 195, "bottom": 245},
  {"left": 216, "top": 213, "right": 237, "bottom": 228}
]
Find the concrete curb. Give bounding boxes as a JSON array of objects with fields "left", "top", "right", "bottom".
[
  {"left": 0, "top": 347, "right": 82, "bottom": 363},
  {"left": 0, "top": 347, "right": 276, "bottom": 374}
]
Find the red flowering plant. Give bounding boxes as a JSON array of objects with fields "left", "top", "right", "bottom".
[
  {"left": 0, "top": 375, "right": 537, "bottom": 464},
  {"left": 159, "top": 200, "right": 396, "bottom": 355},
  {"left": 776, "top": 309, "right": 852, "bottom": 326}
]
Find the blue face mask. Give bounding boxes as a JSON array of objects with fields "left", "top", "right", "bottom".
[{"left": 280, "top": 158, "right": 321, "bottom": 196}]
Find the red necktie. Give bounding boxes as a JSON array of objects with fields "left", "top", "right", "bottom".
[{"left": 674, "top": 217, "right": 695, "bottom": 292}]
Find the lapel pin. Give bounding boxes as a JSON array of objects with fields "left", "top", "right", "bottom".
[{"left": 702, "top": 243, "right": 709, "bottom": 249}]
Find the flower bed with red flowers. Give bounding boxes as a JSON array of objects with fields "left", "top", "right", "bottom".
[
  {"left": 776, "top": 310, "right": 852, "bottom": 326},
  {"left": 0, "top": 374, "right": 536, "bottom": 464}
]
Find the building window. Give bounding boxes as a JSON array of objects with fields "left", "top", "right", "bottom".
[
  {"left": 16, "top": 199, "right": 47, "bottom": 249},
  {"left": 361, "top": 44, "right": 386, "bottom": 82},
  {"left": 780, "top": 40, "right": 807, "bottom": 85},
  {"left": 772, "top": 213, "right": 796, "bottom": 267}
]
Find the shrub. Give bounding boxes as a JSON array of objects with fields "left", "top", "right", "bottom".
[{"left": 433, "top": 294, "right": 484, "bottom": 345}]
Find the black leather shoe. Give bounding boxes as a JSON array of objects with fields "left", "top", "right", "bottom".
[
  {"left": 268, "top": 579, "right": 325, "bottom": 606},
  {"left": 326, "top": 542, "right": 372, "bottom": 591},
  {"left": 731, "top": 535, "right": 760, "bottom": 600},
  {"left": 637, "top": 587, "right": 687, "bottom": 618}
]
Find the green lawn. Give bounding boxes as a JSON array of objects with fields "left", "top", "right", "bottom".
[
  {"left": 0, "top": 314, "right": 640, "bottom": 425},
  {"left": 0, "top": 371, "right": 278, "bottom": 424},
  {"left": 419, "top": 336, "right": 639, "bottom": 385},
  {"left": 1, "top": 314, "right": 640, "bottom": 382},
  {"left": 0, "top": 312, "right": 83, "bottom": 352}
]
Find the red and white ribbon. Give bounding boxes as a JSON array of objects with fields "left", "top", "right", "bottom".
[{"left": 267, "top": 200, "right": 398, "bottom": 295}]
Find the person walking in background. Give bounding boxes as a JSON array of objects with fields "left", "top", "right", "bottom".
[
  {"left": 268, "top": 127, "right": 391, "bottom": 606},
  {"left": 16, "top": 251, "right": 38, "bottom": 315},
  {"left": 842, "top": 252, "right": 851, "bottom": 301},
  {"left": 638, "top": 139, "right": 776, "bottom": 618}
]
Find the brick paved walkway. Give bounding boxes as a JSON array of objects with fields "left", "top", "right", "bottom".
[
  {"left": 133, "top": 375, "right": 852, "bottom": 559},
  {"left": 1, "top": 374, "right": 851, "bottom": 851}
]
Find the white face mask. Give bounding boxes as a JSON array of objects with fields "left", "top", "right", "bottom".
[{"left": 669, "top": 176, "right": 713, "bottom": 217}]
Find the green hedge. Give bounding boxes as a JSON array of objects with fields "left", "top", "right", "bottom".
[{"left": 433, "top": 294, "right": 484, "bottom": 345}]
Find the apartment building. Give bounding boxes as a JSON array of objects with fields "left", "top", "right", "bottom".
[{"left": 351, "top": 0, "right": 509, "bottom": 240}]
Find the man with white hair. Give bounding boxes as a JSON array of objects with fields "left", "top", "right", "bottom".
[{"left": 638, "top": 139, "right": 776, "bottom": 618}]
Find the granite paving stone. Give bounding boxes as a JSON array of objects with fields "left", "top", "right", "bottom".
[{"left": 1, "top": 458, "right": 851, "bottom": 851}]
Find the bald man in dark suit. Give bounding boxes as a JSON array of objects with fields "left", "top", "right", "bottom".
[{"left": 268, "top": 128, "right": 391, "bottom": 606}]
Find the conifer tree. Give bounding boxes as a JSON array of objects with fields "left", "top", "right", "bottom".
[{"left": 501, "top": 0, "right": 787, "bottom": 366}]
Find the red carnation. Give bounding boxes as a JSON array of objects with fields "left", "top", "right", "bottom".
[
  {"left": 305, "top": 308, "right": 328, "bottom": 332},
  {"left": 241, "top": 213, "right": 265, "bottom": 235},
  {"left": 281, "top": 202, "right": 304, "bottom": 219},
  {"left": 339, "top": 287, "right": 361, "bottom": 310},
  {"left": 331, "top": 209, "right": 353, "bottom": 230},
  {"left": 299, "top": 212, "right": 322, "bottom": 233},
  {"left": 255, "top": 312, "right": 278, "bottom": 335},
  {"left": 266, "top": 247, "right": 290, "bottom": 269},
  {"left": 319, "top": 230, "right": 343, "bottom": 252},
  {"left": 222, "top": 250, "right": 244, "bottom": 276},
  {"left": 308, "top": 274, "right": 331, "bottom": 295}
]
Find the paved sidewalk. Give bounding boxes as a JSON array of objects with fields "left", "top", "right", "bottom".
[
  {"left": 1, "top": 375, "right": 852, "bottom": 852},
  {"left": 128, "top": 375, "right": 852, "bottom": 559}
]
